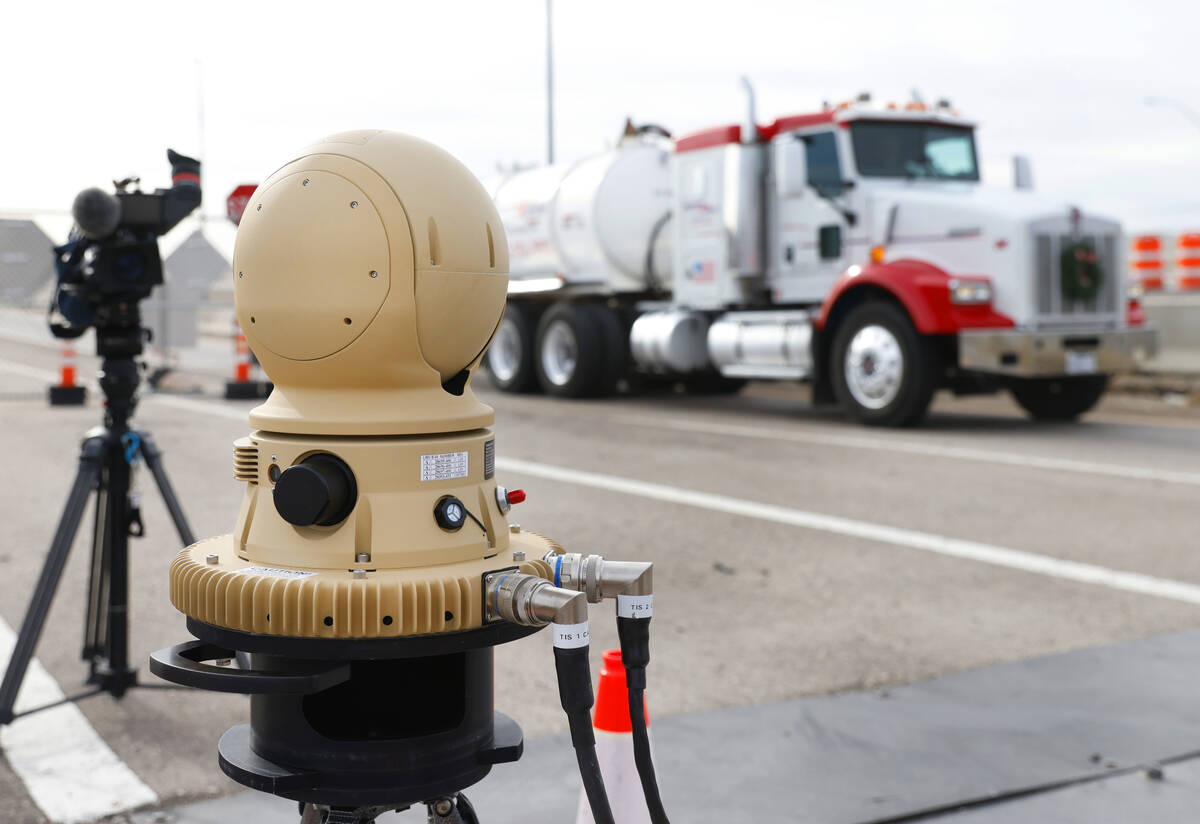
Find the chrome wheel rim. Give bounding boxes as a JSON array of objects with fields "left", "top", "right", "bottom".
[
  {"left": 488, "top": 317, "right": 523, "bottom": 382},
  {"left": 844, "top": 324, "right": 904, "bottom": 410},
  {"left": 540, "top": 320, "right": 578, "bottom": 387}
]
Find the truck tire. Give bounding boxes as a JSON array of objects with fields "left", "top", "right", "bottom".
[
  {"left": 830, "top": 301, "right": 939, "bottom": 426},
  {"left": 586, "top": 304, "right": 628, "bottom": 395},
  {"left": 1010, "top": 375, "right": 1108, "bottom": 421},
  {"left": 485, "top": 302, "right": 539, "bottom": 393},
  {"left": 535, "top": 303, "right": 606, "bottom": 397}
]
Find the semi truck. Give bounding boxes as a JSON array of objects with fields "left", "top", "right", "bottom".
[{"left": 484, "top": 87, "right": 1156, "bottom": 425}]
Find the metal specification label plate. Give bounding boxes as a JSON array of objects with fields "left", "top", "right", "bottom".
[
  {"left": 239, "top": 566, "right": 317, "bottom": 579},
  {"left": 420, "top": 450, "right": 469, "bottom": 482}
]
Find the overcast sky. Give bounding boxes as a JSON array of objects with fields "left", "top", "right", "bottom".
[{"left": 3, "top": 0, "right": 1199, "bottom": 234}]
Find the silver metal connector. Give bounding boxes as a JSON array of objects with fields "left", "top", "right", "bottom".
[
  {"left": 544, "top": 552, "right": 653, "bottom": 601},
  {"left": 485, "top": 571, "right": 589, "bottom": 626}
]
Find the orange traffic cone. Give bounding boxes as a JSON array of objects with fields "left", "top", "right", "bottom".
[
  {"left": 48, "top": 344, "right": 87, "bottom": 405},
  {"left": 223, "top": 321, "right": 271, "bottom": 399},
  {"left": 575, "top": 649, "right": 651, "bottom": 824}
]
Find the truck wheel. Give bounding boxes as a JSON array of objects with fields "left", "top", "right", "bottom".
[
  {"left": 535, "top": 303, "right": 605, "bottom": 397},
  {"left": 831, "top": 302, "right": 938, "bottom": 426},
  {"left": 1010, "top": 376, "right": 1108, "bottom": 421},
  {"left": 486, "top": 302, "right": 538, "bottom": 393},
  {"left": 586, "top": 304, "right": 628, "bottom": 395}
]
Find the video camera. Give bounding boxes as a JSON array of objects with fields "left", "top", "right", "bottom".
[{"left": 49, "top": 149, "right": 201, "bottom": 344}]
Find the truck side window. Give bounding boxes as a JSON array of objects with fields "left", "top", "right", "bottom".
[{"left": 805, "top": 132, "right": 843, "bottom": 198}]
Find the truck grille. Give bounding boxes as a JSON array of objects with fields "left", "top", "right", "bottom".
[{"left": 1034, "top": 232, "right": 1120, "bottom": 328}]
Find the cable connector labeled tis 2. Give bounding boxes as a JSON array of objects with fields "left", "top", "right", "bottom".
[{"left": 544, "top": 551, "right": 653, "bottom": 602}]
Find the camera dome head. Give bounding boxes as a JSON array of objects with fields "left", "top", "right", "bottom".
[{"left": 233, "top": 130, "right": 509, "bottom": 436}]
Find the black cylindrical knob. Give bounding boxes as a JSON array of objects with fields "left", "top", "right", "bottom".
[{"left": 273, "top": 453, "right": 357, "bottom": 527}]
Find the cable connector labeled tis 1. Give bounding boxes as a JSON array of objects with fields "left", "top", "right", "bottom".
[
  {"left": 485, "top": 571, "right": 588, "bottom": 627},
  {"left": 484, "top": 570, "right": 615, "bottom": 824}
]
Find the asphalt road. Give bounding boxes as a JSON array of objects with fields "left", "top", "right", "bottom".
[{"left": 1, "top": 336, "right": 1200, "bottom": 822}]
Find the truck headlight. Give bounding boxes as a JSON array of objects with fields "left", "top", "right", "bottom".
[{"left": 948, "top": 278, "right": 992, "bottom": 305}]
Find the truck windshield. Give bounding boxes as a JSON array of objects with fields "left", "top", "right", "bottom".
[{"left": 850, "top": 121, "right": 980, "bottom": 181}]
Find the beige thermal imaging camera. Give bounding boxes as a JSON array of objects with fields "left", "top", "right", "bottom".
[{"left": 150, "top": 131, "right": 669, "bottom": 824}]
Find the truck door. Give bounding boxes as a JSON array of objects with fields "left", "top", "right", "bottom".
[{"left": 769, "top": 130, "right": 849, "bottom": 305}]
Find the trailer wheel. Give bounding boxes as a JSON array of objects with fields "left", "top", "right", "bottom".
[
  {"left": 535, "top": 303, "right": 606, "bottom": 397},
  {"left": 831, "top": 301, "right": 938, "bottom": 426},
  {"left": 1010, "top": 375, "right": 1108, "bottom": 421},
  {"left": 485, "top": 302, "right": 539, "bottom": 393}
]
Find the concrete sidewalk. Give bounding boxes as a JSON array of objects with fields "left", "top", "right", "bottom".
[{"left": 135, "top": 629, "right": 1200, "bottom": 824}]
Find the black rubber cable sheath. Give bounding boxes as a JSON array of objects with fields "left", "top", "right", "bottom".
[
  {"left": 569, "top": 708, "right": 615, "bottom": 824},
  {"left": 618, "top": 615, "right": 672, "bottom": 824},
  {"left": 629, "top": 686, "right": 671, "bottom": 824},
  {"left": 554, "top": 645, "right": 615, "bottom": 824}
]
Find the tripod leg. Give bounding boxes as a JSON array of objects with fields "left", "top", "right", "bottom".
[
  {"left": 0, "top": 435, "right": 106, "bottom": 724},
  {"left": 98, "top": 435, "right": 136, "bottom": 693},
  {"left": 137, "top": 431, "right": 196, "bottom": 546},
  {"left": 82, "top": 471, "right": 111, "bottom": 664}
]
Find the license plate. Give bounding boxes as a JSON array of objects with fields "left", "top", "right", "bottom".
[{"left": 1065, "top": 350, "right": 1098, "bottom": 375}]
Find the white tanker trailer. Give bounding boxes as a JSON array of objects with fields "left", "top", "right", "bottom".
[{"left": 485, "top": 100, "right": 1156, "bottom": 425}]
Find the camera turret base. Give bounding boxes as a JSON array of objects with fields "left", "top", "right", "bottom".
[{"left": 217, "top": 712, "right": 522, "bottom": 807}]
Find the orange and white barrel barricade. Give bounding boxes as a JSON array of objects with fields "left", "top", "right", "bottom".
[
  {"left": 48, "top": 344, "right": 87, "bottom": 405},
  {"left": 223, "top": 321, "right": 271, "bottom": 399},
  {"left": 1177, "top": 234, "right": 1200, "bottom": 291},
  {"left": 575, "top": 649, "right": 652, "bottom": 824},
  {"left": 1130, "top": 235, "right": 1165, "bottom": 291}
]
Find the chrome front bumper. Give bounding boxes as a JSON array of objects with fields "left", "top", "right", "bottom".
[{"left": 958, "top": 327, "right": 1158, "bottom": 378}]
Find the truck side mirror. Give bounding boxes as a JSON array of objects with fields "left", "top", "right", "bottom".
[
  {"left": 1013, "top": 155, "right": 1034, "bottom": 191},
  {"left": 775, "top": 138, "right": 808, "bottom": 198}
]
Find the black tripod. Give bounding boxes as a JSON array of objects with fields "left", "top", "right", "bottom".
[{"left": 0, "top": 324, "right": 195, "bottom": 725}]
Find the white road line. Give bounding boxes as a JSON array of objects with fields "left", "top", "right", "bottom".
[
  {"left": 0, "top": 359, "right": 58, "bottom": 384},
  {"left": 608, "top": 413, "right": 1200, "bottom": 487},
  {"left": 0, "top": 620, "right": 158, "bottom": 823},
  {"left": 496, "top": 456, "right": 1200, "bottom": 607},
  {"left": 150, "top": 393, "right": 248, "bottom": 422},
  {"left": 0, "top": 361, "right": 253, "bottom": 426}
]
